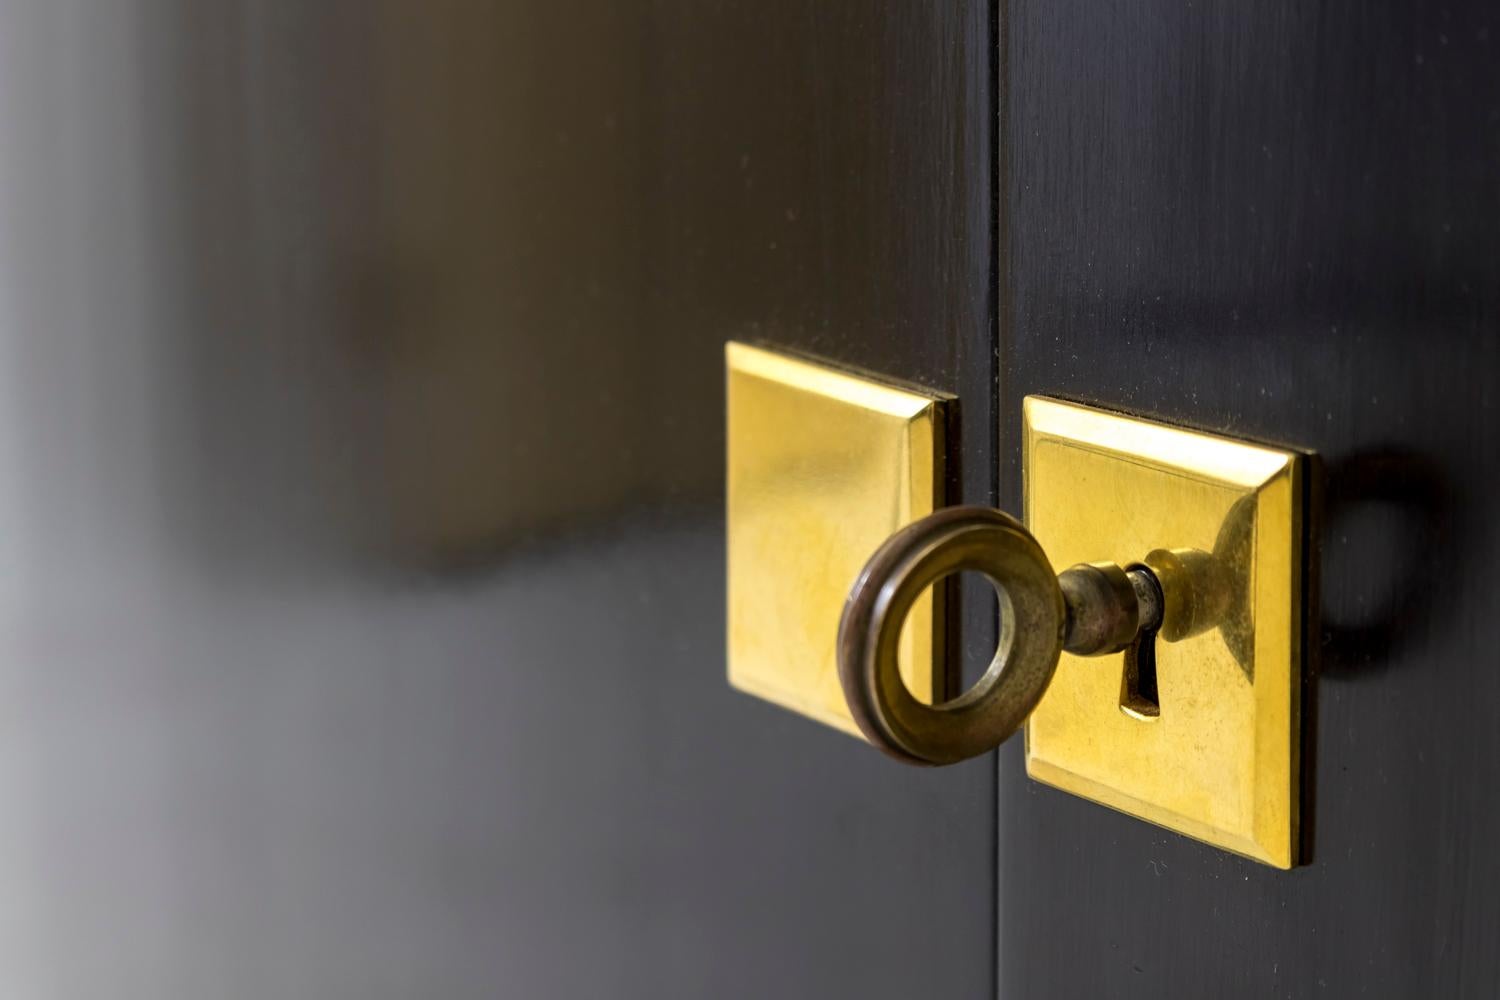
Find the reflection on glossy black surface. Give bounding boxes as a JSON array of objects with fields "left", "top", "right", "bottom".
[{"left": 0, "top": 1, "right": 995, "bottom": 996}]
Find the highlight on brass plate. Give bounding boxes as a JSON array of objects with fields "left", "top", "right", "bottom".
[
  {"left": 725, "top": 342, "right": 949, "bottom": 737},
  {"left": 1023, "top": 396, "right": 1306, "bottom": 868}
]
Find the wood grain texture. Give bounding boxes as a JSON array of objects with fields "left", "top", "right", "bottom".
[{"left": 996, "top": 1, "right": 1499, "bottom": 996}]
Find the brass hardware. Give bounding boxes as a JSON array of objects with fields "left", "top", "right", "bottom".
[
  {"left": 725, "top": 342, "right": 950, "bottom": 736},
  {"left": 832, "top": 395, "right": 1306, "bottom": 867},
  {"left": 722, "top": 343, "right": 1307, "bottom": 864},
  {"left": 1023, "top": 397, "right": 1305, "bottom": 868}
]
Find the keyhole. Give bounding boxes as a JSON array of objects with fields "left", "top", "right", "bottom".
[{"left": 1119, "top": 628, "right": 1160, "bottom": 721}]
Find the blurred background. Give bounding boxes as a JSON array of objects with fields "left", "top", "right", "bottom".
[{"left": 0, "top": 2, "right": 995, "bottom": 996}]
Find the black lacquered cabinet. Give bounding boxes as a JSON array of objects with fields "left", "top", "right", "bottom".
[{"left": 0, "top": 2, "right": 1493, "bottom": 997}]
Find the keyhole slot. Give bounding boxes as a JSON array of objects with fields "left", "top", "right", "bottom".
[{"left": 1119, "top": 629, "right": 1160, "bottom": 721}]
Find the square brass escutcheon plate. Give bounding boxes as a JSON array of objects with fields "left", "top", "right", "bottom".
[
  {"left": 1024, "top": 396, "right": 1307, "bottom": 868},
  {"left": 725, "top": 342, "right": 950, "bottom": 737}
]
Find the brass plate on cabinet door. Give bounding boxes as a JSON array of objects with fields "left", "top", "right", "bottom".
[
  {"left": 1023, "top": 397, "right": 1306, "bottom": 868},
  {"left": 726, "top": 343, "right": 949, "bottom": 736}
]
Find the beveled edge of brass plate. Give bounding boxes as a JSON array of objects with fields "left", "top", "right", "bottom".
[
  {"left": 1021, "top": 395, "right": 1307, "bottom": 869},
  {"left": 724, "top": 341, "right": 953, "bottom": 738},
  {"left": 724, "top": 341, "right": 949, "bottom": 422}
]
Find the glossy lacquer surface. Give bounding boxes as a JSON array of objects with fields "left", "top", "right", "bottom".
[
  {"left": 0, "top": 2, "right": 994, "bottom": 997},
  {"left": 998, "top": 1, "right": 1499, "bottom": 996}
]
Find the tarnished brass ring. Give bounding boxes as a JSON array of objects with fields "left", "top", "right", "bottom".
[{"left": 837, "top": 506, "right": 1066, "bottom": 766}]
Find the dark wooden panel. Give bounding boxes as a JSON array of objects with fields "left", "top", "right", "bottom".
[
  {"left": 997, "top": 1, "right": 1499, "bottom": 996},
  {"left": 0, "top": 1, "right": 997, "bottom": 996},
  {"left": 642, "top": 3, "right": 1000, "bottom": 995}
]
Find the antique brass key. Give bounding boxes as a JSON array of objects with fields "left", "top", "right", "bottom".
[
  {"left": 837, "top": 506, "right": 1175, "bottom": 766},
  {"left": 835, "top": 501, "right": 1269, "bottom": 769}
]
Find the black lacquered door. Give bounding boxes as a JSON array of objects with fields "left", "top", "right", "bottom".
[
  {"left": 0, "top": 2, "right": 998, "bottom": 996},
  {"left": 994, "top": 2, "right": 1499, "bottom": 996}
]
